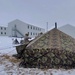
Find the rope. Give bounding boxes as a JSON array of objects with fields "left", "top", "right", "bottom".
[
  {"left": 0, "top": 46, "right": 14, "bottom": 50},
  {"left": 0, "top": 44, "right": 21, "bottom": 51},
  {"left": 0, "top": 69, "right": 5, "bottom": 73},
  {"left": 0, "top": 48, "right": 16, "bottom": 56},
  {"left": 6, "top": 49, "right": 16, "bottom": 55}
]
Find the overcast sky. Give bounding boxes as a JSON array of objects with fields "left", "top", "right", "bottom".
[{"left": 0, "top": 0, "right": 75, "bottom": 30}]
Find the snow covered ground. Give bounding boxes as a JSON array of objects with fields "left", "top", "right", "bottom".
[{"left": 0, "top": 36, "right": 75, "bottom": 75}]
